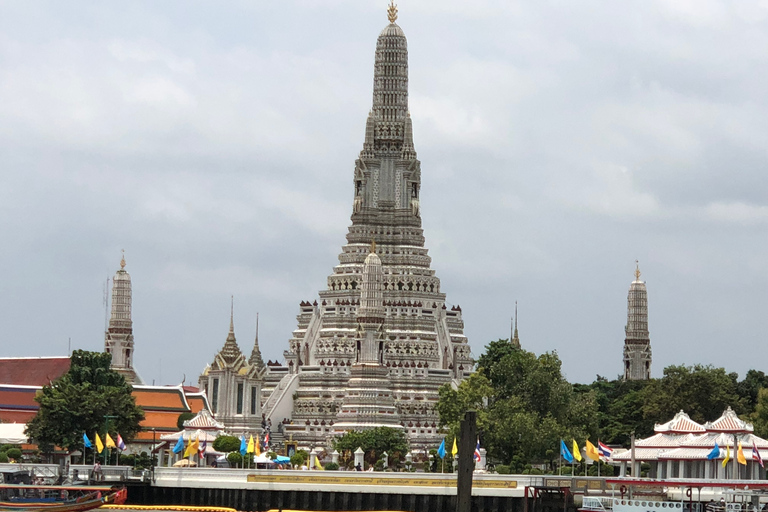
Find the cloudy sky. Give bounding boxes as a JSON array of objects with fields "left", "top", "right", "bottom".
[{"left": 0, "top": 1, "right": 766, "bottom": 385}]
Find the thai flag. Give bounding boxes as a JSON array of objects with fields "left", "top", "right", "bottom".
[
  {"left": 598, "top": 441, "right": 613, "bottom": 459},
  {"left": 753, "top": 440, "right": 764, "bottom": 468},
  {"left": 198, "top": 438, "right": 207, "bottom": 459},
  {"left": 116, "top": 434, "right": 126, "bottom": 452},
  {"left": 265, "top": 431, "right": 270, "bottom": 446},
  {"left": 474, "top": 439, "right": 481, "bottom": 462}
]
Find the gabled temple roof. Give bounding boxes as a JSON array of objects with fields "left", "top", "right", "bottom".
[
  {"left": 636, "top": 432, "right": 697, "bottom": 447},
  {"left": 705, "top": 406, "right": 753, "bottom": 433},
  {"left": 182, "top": 408, "right": 224, "bottom": 430},
  {"left": 0, "top": 357, "right": 70, "bottom": 386},
  {"left": 654, "top": 410, "right": 706, "bottom": 434},
  {"left": 133, "top": 385, "right": 190, "bottom": 412}
]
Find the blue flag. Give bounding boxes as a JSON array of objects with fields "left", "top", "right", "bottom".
[
  {"left": 707, "top": 443, "right": 721, "bottom": 460},
  {"left": 560, "top": 439, "right": 574, "bottom": 463},
  {"left": 172, "top": 436, "right": 185, "bottom": 454},
  {"left": 437, "top": 438, "right": 446, "bottom": 459},
  {"left": 83, "top": 433, "right": 92, "bottom": 449},
  {"left": 239, "top": 435, "right": 247, "bottom": 456}
]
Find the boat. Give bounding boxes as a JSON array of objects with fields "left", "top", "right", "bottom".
[{"left": 0, "top": 484, "right": 127, "bottom": 512}]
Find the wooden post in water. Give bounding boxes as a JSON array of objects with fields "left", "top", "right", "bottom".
[{"left": 456, "top": 410, "right": 477, "bottom": 512}]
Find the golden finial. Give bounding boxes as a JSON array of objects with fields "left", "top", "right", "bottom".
[
  {"left": 370, "top": 239, "right": 377, "bottom": 254},
  {"left": 387, "top": 0, "right": 398, "bottom": 23},
  {"left": 120, "top": 249, "right": 126, "bottom": 269},
  {"left": 634, "top": 260, "right": 641, "bottom": 281}
]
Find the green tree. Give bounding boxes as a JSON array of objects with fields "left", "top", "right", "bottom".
[
  {"left": 176, "top": 412, "right": 195, "bottom": 430},
  {"left": 439, "top": 344, "right": 597, "bottom": 469},
  {"left": 333, "top": 427, "right": 408, "bottom": 467},
  {"left": 641, "top": 365, "right": 743, "bottom": 425},
  {"left": 25, "top": 350, "right": 144, "bottom": 453},
  {"left": 212, "top": 435, "right": 240, "bottom": 453},
  {"left": 748, "top": 388, "right": 768, "bottom": 439},
  {"left": 736, "top": 370, "right": 768, "bottom": 413}
]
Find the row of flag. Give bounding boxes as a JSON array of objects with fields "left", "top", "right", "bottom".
[
  {"left": 172, "top": 435, "right": 208, "bottom": 458},
  {"left": 83, "top": 432, "right": 126, "bottom": 453},
  {"left": 436, "top": 437, "right": 483, "bottom": 463},
  {"left": 560, "top": 439, "right": 613, "bottom": 464},
  {"left": 706, "top": 440, "right": 764, "bottom": 468}
]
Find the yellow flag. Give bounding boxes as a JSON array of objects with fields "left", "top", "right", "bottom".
[
  {"left": 451, "top": 438, "right": 458, "bottom": 457},
  {"left": 183, "top": 437, "right": 193, "bottom": 458},
  {"left": 722, "top": 445, "right": 731, "bottom": 468},
  {"left": 315, "top": 456, "right": 324, "bottom": 470},
  {"left": 572, "top": 440, "right": 583, "bottom": 462},
  {"left": 254, "top": 435, "right": 261, "bottom": 456},
  {"left": 737, "top": 441, "right": 747, "bottom": 466},
  {"left": 184, "top": 436, "right": 198, "bottom": 458},
  {"left": 105, "top": 433, "right": 116, "bottom": 449},
  {"left": 585, "top": 440, "right": 600, "bottom": 462},
  {"left": 95, "top": 433, "right": 104, "bottom": 453},
  {"left": 247, "top": 435, "right": 255, "bottom": 454}
]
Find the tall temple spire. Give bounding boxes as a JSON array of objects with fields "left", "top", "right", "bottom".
[
  {"left": 218, "top": 297, "right": 242, "bottom": 365},
  {"left": 272, "top": 5, "right": 472, "bottom": 451},
  {"left": 511, "top": 301, "right": 520, "bottom": 348},
  {"left": 104, "top": 251, "right": 142, "bottom": 384},
  {"left": 249, "top": 312, "right": 265, "bottom": 370},
  {"left": 623, "top": 261, "right": 652, "bottom": 380}
]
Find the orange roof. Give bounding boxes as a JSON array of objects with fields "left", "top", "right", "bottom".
[
  {"left": 0, "top": 357, "right": 70, "bottom": 386},
  {"left": 0, "top": 409, "right": 36, "bottom": 423},
  {"left": 186, "top": 394, "right": 209, "bottom": 414},
  {"left": 0, "top": 385, "right": 39, "bottom": 408},
  {"left": 133, "top": 386, "right": 189, "bottom": 411}
]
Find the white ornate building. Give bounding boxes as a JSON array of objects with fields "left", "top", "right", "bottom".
[
  {"left": 198, "top": 304, "right": 266, "bottom": 435},
  {"left": 260, "top": 4, "right": 473, "bottom": 451},
  {"left": 613, "top": 408, "right": 768, "bottom": 480},
  {"left": 104, "top": 252, "right": 143, "bottom": 385},
  {"left": 623, "top": 262, "right": 652, "bottom": 380}
]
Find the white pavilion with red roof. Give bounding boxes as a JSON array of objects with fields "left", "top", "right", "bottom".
[{"left": 613, "top": 408, "right": 768, "bottom": 480}]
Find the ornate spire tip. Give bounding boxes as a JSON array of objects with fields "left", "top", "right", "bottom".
[
  {"left": 634, "top": 260, "right": 641, "bottom": 281},
  {"left": 370, "top": 239, "right": 377, "bottom": 254},
  {"left": 387, "top": 0, "right": 398, "bottom": 23},
  {"left": 120, "top": 249, "right": 126, "bottom": 269}
]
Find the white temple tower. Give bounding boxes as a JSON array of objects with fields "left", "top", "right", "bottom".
[
  {"left": 104, "top": 252, "right": 143, "bottom": 384},
  {"left": 261, "top": 3, "right": 473, "bottom": 450},
  {"left": 335, "top": 244, "right": 401, "bottom": 431},
  {"left": 623, "top": 262, "right": 652, "bottom": 380},
  {"left": 198, "top": 300, "right": 265, "bottom": 435}
]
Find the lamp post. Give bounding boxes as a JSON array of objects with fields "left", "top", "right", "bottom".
[{"left": 103, "top": 415, "right": 118, "bottom": 466}]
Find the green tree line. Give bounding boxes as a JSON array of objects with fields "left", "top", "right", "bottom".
[{"left": 438, "top": 339, "right": 768, "bottom": 471}]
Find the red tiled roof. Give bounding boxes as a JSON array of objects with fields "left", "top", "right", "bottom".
[
  {"left": 705, "top": 407, "right": 753, "bottom": 433},
  {"left": 654, "top": 410, "right": 706, "bottom": 434},
  {"left": 133, "top": 386, "right": 189, "bottom": 411},
  {"left": 0, "top": 357, "right": 70, "bottom": 386},
  {"left": 0, "top": 409, "right": 36, "bottom": 423}
]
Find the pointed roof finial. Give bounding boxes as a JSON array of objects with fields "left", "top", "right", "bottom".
[
  {"left": 634, "top": 260, "right": 641, "bottom": 281},
  {"left": 370, "top": 239, "right": 377, "bottom": 254},
  {"left": 387, "top": 0, "right": 398, "bottom": 23},
  {"left": 229, "top": 295, "right": 234, "bottom": 333},
  {"left": 120, "top": 249, "right": 126, "bottom": 269}
]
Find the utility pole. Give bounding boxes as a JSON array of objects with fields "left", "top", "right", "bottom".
[{"left": 456, "top": 410, "right": 477, "bottom": 512}]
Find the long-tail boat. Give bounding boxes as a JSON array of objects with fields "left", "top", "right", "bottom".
[{"left": 0, "top": 484, "right": 127, "bottom": 512}]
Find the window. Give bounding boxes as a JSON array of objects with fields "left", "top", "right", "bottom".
[
  {"left": 211, "top": 379, "right": 219, "bottom": 414},
  {"left": 236, "top": 383, "right": 244, "bottom": 415},
  {"left": 250, "top": 386, "right": 257, "bottom": 415}
]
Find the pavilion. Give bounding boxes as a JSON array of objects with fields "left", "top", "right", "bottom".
[{"left": 613, "top": 408, "right": 768, "bottom": 480}]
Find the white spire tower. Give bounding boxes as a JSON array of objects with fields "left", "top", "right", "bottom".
[{"left": 104, "top": 251, "right": 142, "bottom": 384}]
